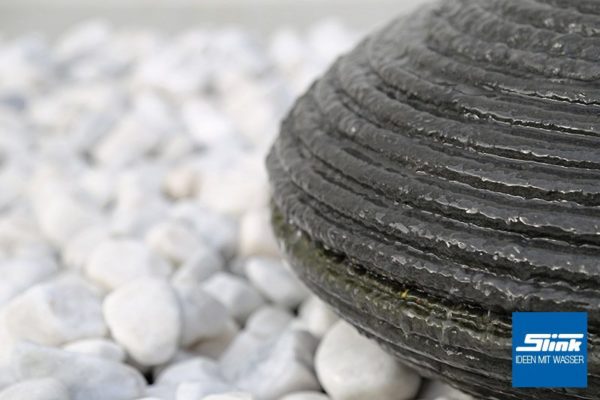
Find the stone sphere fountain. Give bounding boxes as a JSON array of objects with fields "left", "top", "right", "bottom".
[{"left": 267, "top": 0, "right": 600, "bottom": 398}]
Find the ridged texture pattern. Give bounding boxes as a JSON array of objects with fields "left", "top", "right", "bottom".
[{"left": 266, "top": 0, "right": 600, "bottom": 398}]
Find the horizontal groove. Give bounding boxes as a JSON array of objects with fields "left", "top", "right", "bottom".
[
  {"left": 536, "top": 0, "right": 600, "bottom": 17},
  {"left": 366, "top": 38, "right": 600, "bottom": 140},
  {"left": 481, "top": 0, "right": 600, "bottom": 39},
  {"left": 269, "top": 140, "right": 600, "bottom": 314},
  {"left": 301, "top": 88, "right": 600, "bottom": 246},
  {"left": 318, "top": 63, "right": 600, "bottom": 205},
  {"left": 447, "top": 0, "right": 600, "bottom": 62},
  {"left": 428, "top": 7, "right": 600, "bottom": 81}
]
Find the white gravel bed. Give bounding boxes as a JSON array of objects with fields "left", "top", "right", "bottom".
[{"left": 0, "top": 20, "right": 473, "bottom": 400}]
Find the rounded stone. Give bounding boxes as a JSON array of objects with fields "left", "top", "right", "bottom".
[
  {"left": 13, "top": 343, "right": 146, "bottom": 400},
  {"left": 245, "top": 306, "right": 293, "bottom": 340},
  {"left": 244, "top": 257, "right": 307, "bottom": 309},
  {"left": 85, "top": 239, "right": 172, "bottom": 290},
  {"left": 279, "top": 393, "right": 330, "bottom": 400},
  {"left": 296, "top": 297, "right": 338, "bottom": 339},
  {"left": 315, "top": 321, "right": 420, "bottom": 400},
  {"left": 62, "top": 338, "right": 125, "bottom": 362},
  {"left": 145, "top": 220, "right": 205, "bottom": 266},
  {"left": 3, "top": 278, "right": 106, "bottom": 346},
  {"left": 175, "top": 285, "right": 229, "bottom": 347},
  {"left": 103, "top": 277, "right": 181, "bottom": 366},
  {"left": 0, "top": 257, "right": 58, "bottom": 306},
  {"left": 201, "top": 393, "right": 255, "bottom": 400},
  {"left": 0, "top": 378, "right": 70, "bottom": 400},
  {"left": 202, "top": 272, "right": 264, "bottom": 323}
]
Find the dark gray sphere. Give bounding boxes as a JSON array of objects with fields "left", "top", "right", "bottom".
[{"left": 267, "top": 0, "right": 600, "bottom": 398}]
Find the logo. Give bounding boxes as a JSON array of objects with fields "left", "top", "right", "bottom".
[
  {"left": 512, "top": 312, "right": 587, "bottom": 388},
  {"left": 516, "top": 333, "right": 583, "bottom": 352}
]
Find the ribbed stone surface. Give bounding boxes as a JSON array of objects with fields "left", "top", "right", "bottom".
[{"left": 266, "top": 1, "right": 600, "bottom": 398}]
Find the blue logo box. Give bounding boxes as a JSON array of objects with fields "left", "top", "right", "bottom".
[{"left": 512, "top": 312, "right": 587, "bottom": 388}]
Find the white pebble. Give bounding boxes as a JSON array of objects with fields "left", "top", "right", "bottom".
[
  {"left": 198, "top": 157, "right": 269, "bottom": 216},
  {"left": 170, "top": 203, "right": 238, "bottom": 258},
  {"left": 145, "top": 385, "right": 176, "bottom": 400},
  {"left": 63, "top": 338, "right": 125, "bottom": 362},
  {"left": 13, "top": 343, "right": 145, "bottom": 400},
  {"left": 419, "top": 380, "right": 474, "bottom": 400},
  {"left": 232, "top": 329, "right": 320, "bottom": 400},
  {"left": 297, "top": 297, "right": 338, "bottom": 339},
  {"left": 238, "top": 208, "right": 279, "bottom": 257},
  {"left": 110, "top": 166, "right": 169, "bottom": 235},
  {"left": 176, "top": 381, "right": 237, "bottom": 400},
  {"left": 85, "top": 239, "right": 172, "bottom": 290},
  {"left": 175, "top": 285, "right": 229, "bottom": 347},
  {"left": 61, "top": 224, "right": 110, "bottom": 270},
  {"left": 218, "top": 75, "right": 288, "bottom": 150},
  {"left": 33, "top": 188, "right": 101, "bottom": 248},
  {"left": 92, "top": 112, "right": 165, "bottom": 167},
  {"left": 0, "top": 257, "right": 58, "bottom": 306},
  {"left": 152, "top": 350, "right": 195, "bottom": 378},
  {"left": 0, "top": 366, "right": 15, "bottom": 393},
  {"left": 194, "top": 318, "right": 240, "bottom": 359},
  {"left": 157, "top": 357, "right": 225, "bottom": 386},
  {"left": 315, "top": 321, "right": 421, "bottom": 400},
  {"left": 202, "top": 272, "right": 264, "bottom": 322},
  {"left": 279, "top": 392, "right": 330, "bottom": 400},
  {"left": 145, "top": 219, "right": 205, "bottom": 266},
  {"left": 163, "top": 161, "right": 202, "bottom": 199},
  {"left": 0, "top": 161, "right": 28, "bottom": 213},
  {"left": 181, "top": 99, "right": 238, "bottom": 149},
  {"left": 78, "top": 167, "right": 115, "bottom": 207},
  {"left": 160, "top": 135, "right": 197, "bottom": 162},
  {"left": 3, "top": 278, "right": 106, "bottom": 346},
  {"left": 245, "top": 257, "right": 307, "bottom": 309},
  {"left": 171, "top": 246, "right": 224, "bottom": 288},
  {"left": 103, "top": 277, "right": 181, "bottom": 366},
  {"left": 0, "top": 378, "right": 69, "bottom": 400},
  {"left": 0, "top": 311, "right": 16, "bottom": 368},
  {"left": 219, "top": 331, "right": 265, "bottom": 380},
  {"left": 201, "top": 393, "right": 254, "bottom": 400},
  {"left": 245, "top": 306, "right": 293, "bottom": 340},
  {"left": 0, "top": 207, "right": 49, "bottom": 261}
]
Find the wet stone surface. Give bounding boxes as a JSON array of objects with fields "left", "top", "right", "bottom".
[{"left": 266, "top": 0, "right": 600, "bottom": 399}]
